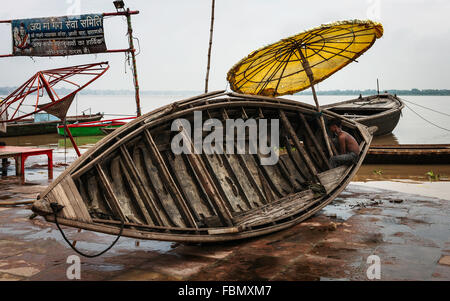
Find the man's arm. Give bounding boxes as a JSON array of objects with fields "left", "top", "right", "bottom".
[{"left": 338, "top": 134, "right": 346, "bottom": 155}]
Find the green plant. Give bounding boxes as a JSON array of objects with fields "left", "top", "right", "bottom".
[
  {"left": 426, "top": 171, "right": 440, "bottom": 181},
  {"left": 373, "top": 169, "right": 383, "bottom": 175}
]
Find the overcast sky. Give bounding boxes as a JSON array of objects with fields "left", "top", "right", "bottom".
[{"left": 0, "top": 0, "right": 449, "bottom": 92}]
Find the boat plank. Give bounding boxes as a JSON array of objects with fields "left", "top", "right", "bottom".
[
  {"left": 143, "top": 129, "right": 199, "bottom": 228},
  {"left": 120, "top": 145, "right": 165, "bottom": 225},
  {"left": 317, "top": 165, "right": 349, "bottom": 194},
  {"left": 279, "top": 110, "right": 318, "bottom": 177},
  {"left": 95, "top": 164, "right": 127, "bottom": 222},
  {"left": 63, "top": 177, "right": 92, "bottom": 223}
]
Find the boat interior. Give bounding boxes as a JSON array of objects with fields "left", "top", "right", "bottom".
[{"left": 34, "top": 93, "right": 370, "bottom": 240}]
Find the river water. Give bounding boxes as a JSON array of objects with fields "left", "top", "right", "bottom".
[{"left": 1, "top": 94, "right": 449, "bottom": 183}]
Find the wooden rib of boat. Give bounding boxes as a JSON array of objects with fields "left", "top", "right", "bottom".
[
  {"left": 0, "top": 113, "right": 104, "bottom": 137},
  {"left": 32, "top": 91, "right": 373, "bottom": 243},
  {"left": 323, "top": 94, "right": 404, "bottom": 136},
  {"left": 365, "top": 144, "right": 450, "bottom": 164}
]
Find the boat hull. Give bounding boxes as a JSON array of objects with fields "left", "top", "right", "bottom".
[
  {"left": 57, "top": 124, "right": 124, "bottom": 137},
  {"left": 0, "top": 114, "right": 103, "bottom": 137},
  {"left": 32, "top": 91, "right": 372, "bottom": 243},
  {"left": 323, "top": 94, "right": 404, "bottom": 136},
  {"left": 365, "top": 144, "right": 450, "bottom": 164}
]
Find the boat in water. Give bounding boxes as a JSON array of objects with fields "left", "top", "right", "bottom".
[
  {"left": 57, "top": 118, "right": 132, "bottom": 137},
  {"left": 366, "top": 144, "right": 450, "bottom": 164},
  {"left": 0, "top": 113, "right": 103, "bottom": 138},
  {"left": 32, "top": 91, "right": 373, "bottom": 243},
  {"left": 323, "top": 94, "right": 404, "bottom": 136}
]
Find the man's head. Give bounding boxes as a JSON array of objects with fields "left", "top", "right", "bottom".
[
  {"left": 19, "top": 23, "right": 26, "bottom": 36},
  {"left": 328, "top": 118, "right": 342, "bottom": 134}
]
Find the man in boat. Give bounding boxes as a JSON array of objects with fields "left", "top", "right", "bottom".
[{"left": 328, "top": 118, "right": 360, "bottom": 168}]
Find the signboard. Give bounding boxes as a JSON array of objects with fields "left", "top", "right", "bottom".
[{"left": 11, "top": 14, "right": 107, "bottom": 56}]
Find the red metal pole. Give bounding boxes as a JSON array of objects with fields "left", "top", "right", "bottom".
[{"left": 64, "top": 124, "right": 81, "bottom": 157}]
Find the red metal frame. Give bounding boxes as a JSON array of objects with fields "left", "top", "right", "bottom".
[
  {"left": 0, "top": 146, "right": 53, "bottom": 180},
  {"left": 0, "top": 62, "right": 109, "bottom": 123},
  {"left": 57, "top": 117, "right": 135, "bottom": 128}
]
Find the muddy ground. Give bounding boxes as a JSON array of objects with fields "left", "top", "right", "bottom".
[{"left": 0, "top": 173, "right": 449, "bottom": 281}]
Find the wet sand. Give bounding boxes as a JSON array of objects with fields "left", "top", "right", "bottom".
[
  {"left": 0, "top": 133, "right": 449, "bottom": 281},
  {"left": 0, "top": 181, "right": 448, "bottom": 281}
]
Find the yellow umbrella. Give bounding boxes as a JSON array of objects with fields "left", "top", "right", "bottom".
[
  {"left": 227, "top": 19, "right": 383, "bottom": 155},
  {"left": 227, "top": 20, "right": 383, "bottom": 96}
]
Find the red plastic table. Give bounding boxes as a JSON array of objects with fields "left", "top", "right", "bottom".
[{"left": 0, "top": 146, "right": 53, "bottom": 178}]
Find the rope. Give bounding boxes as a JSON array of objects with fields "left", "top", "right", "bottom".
[
  {"left": 50, "top": 202, "right": 124, "bottom": 258},
  {"left": 404, "top": 103, "right": 450, "bottom": 133},
  {"left": 399, "top": 97, "right": 450, "bottom": 118}
]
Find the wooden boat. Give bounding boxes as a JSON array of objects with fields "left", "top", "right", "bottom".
[
  {"left": 57, "top": 118, "right": 129, "bottom": 137},
  {"left": 365, "top": 144, "right": 450, "bottom": 164},
  {"left": 0, "top": 113, "right": 103, "bottom": 138},
  {"left": 32, "top": 91, "right": 373, "bottom": 243},
  {"left": 323, "top": 94, "right": 404, "bottom": 136}
]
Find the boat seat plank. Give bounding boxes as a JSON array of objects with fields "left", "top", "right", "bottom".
[
  {"left": 233, "top": 189, "right": 315, "bottom": 227},
  {"left": 63, "top": 177, "right": 92, "bottom": 223},
  {"left": 47, "top": 181, "right": 78, "bottom": 221},
  {"left": 317, "top": 165, "right": 349, "bottom": 194}
]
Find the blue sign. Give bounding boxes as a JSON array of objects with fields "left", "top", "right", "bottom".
[{"left": 11, "top": 14, "right": 107, "bottom": 56}]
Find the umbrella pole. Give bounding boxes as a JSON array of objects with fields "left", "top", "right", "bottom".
[
  {"left": 298, "top": 49, "right": 334, "bottom": 158},
  {"left": 310, "top": 85, "right": 334, "bottom": 158}
]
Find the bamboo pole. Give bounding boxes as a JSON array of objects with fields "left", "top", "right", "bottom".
[
  {"left": 298, "top": 49, "right": 334, "bottom": 158},
  {"left": 204, "top": 0, "right": 215, "bottom": 93},
  {"left": 126, "top": 8, "right": 141, "bottom": 117}
]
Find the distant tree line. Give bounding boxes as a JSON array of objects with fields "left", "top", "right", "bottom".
[
  {"left": 1, "top": 87, "right": 450, "bottom": 97},
  {"left": 295, "top": 89, "right": 450, "bottom": 96}
]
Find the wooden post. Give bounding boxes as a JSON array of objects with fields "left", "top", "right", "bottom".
[
  {"left": 298, "top": 49, "right": 333, "bottom": 158},
  {"left": 126, "top": 8, "right": 141, "bottom": 117},
  {"left": 204, "top": 0, "right": 215, "bottom": 93}
]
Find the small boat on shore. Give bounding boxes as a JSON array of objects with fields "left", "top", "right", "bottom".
[
  {"left": 57, "top": 118, "right": 133, "bottom": 137},
  {"left": 33, "top": 91, "right": 373, "bottom": 243},
  {"left": 0, "top": 113, "right": 103, "bottom": 138},
  {"left": 365, "top": 144, "right": 450, "bottom": 164},
  {"left": 323, "top": 94, "right": 404, "bottom": 136}
]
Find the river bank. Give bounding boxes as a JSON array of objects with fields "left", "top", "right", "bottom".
[{"left": 0, "top": 144, "right": 449, "bottom": 281}]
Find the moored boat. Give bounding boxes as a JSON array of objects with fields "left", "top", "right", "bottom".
[
  {"left": 57, "top": 118, "right": 131, "bottom": 137},
  {"left": 32, "top": 91, "right": 373, "bottom": 243},
  {"left": 0, "top": 113, "right": 103, "bottom": 137},
  {"left": 365, "top": 144, "right": 450, "bottom": 164},
  {"left": 323, "top": 94, "right": 404, "bottom": 136}
]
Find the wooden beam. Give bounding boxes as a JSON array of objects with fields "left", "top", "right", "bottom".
[
  {"left": 223, "top": 107, "right": 273, "bottom": 204},
  {"left": 118, "top": 158, "right": 154, "bottom": 225},
  {"left": 95, "top": 165, "right": 127, "bottom": 222},
  {"left": 298, "top": 112, "right": 332, "bottom": 169},
  {"left": 282, "top": 134, "right": 309, "bottom": 181},
  {"left": 143, "top": 129, "right": 198, "bottom": 228},
  {"left": 279, "top": 110, "right": 318, "bottom": 177},
  {"left": 119, "top": 145, "right": 165, "bottom": 226},
  {"left": 169, "top": 125, "right": 235, "bottom": 226}
]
